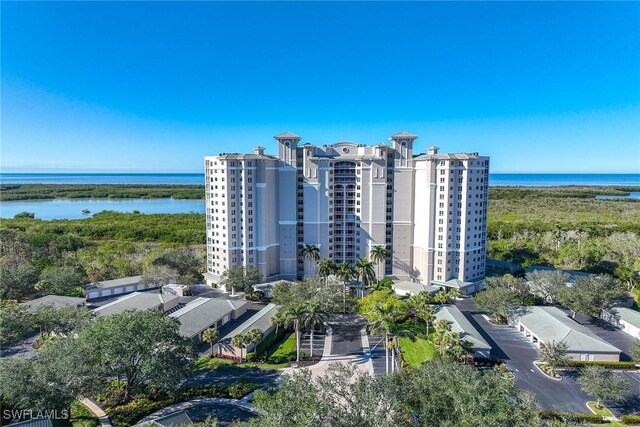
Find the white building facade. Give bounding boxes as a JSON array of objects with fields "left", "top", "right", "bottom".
[{"left": 204, "top": 132, "right": 489, "bottom": 294}]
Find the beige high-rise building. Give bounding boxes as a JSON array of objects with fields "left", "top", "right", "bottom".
[{"left": 204, "top": 131, "right": 489, "bottom": 295}]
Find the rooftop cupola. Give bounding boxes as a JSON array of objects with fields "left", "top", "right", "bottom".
[
  {"left": 427, "top": 146, "right": 439, "bottom": 155},
  {"left": 254, "top": 146, "right": 265, "bottom": 156}
]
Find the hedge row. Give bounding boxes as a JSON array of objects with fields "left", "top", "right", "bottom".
[
  {"left": 621, "top": 415, "right": 640, "bottom": 424},
  {"left": 566, "top": 361, "right": 637, "bottom": 370},
  {"left": 537, "top": 410, "right": 606, "bottom": 423}
]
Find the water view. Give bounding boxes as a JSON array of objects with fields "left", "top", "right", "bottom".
[{"left": 0, "top": 198, "right": 205, "bottom": 220}]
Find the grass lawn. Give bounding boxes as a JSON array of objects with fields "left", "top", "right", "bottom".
[
  {"left": 194, "top": 332, "right": 297, "bottom": 371},
  {"left": 586, "top": 401, "right": 613, "bottom": 418},
  {"left": 70, "top": 401, "right": 100, "bottom": 427},
  {"left": 399, "top": 336, "right": 436, "bottom": 367}
]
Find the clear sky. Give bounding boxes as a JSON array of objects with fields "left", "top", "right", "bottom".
[{"left": 2, "top": 1, "right": 639, "bottom": 173}]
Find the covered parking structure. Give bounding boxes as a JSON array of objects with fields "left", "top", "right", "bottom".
[
  {"left": 434, "top": 304, "right": 492, "bottom": 359},
  {"left": 514, "top": 306, "right": 621, "bottom": 361}
]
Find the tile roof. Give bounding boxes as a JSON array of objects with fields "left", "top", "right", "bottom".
[
  {"left": 516, "top": 306, "right": 621, "bottom": 353},
  {"left": 274, "top": 131, "right": 301, "bottom": 139},
  {"left": 390, "top": 131, "right": 418, "bottom": 139}
]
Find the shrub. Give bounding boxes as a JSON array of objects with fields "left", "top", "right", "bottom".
[
  {"left": 621, "top": 415, "right": 640, "bottom": 424},
  {"left": 537, "top": 410, "right": 606, "bottom": 423},
  {"left": 228, "top": 381, "right": 255, "bottom": 399},
  {"left": 107, "top": 398, "right": 168, "bottom": 427},
  {"left": 566, "top": 361, "right": 637, "bottom": 370}
]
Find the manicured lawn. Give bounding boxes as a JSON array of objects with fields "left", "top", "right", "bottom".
[
  {"left": 399, "top": 336, "right": 436, "bottom": 367},
  {"left": 266, "top": 332, "right": 296, "bottom": 362},
  {"left": 194, "top": 332, "right": 298, "bottom": 372},
  {"left": 586, "top": 401, "right": 613, "bottom": 418}
]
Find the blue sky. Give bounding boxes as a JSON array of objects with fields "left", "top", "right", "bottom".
[{"left": 2, "top": 1, "right": 639, "bottom": 173}]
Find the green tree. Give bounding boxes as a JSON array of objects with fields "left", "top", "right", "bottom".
[
  {"left": 368, "top": 303, "right": 412, "bottom": 373},
  {"left": 141, "top": 264, "right": 179, "bottom": 287},
  {"left": 77, "top": 309, "right": 197, "bottom": 402},
  {"left": 0, "top": 300, "right": 34, "bottom": 345},
  {"left": 231, "top": 333, "right": 248, "bottom": 361},
  {"left": 631, "top": 339, "right": 640, "bottom": 364},
  {"left": 557, "top": 275, "right": 626, "bottom": 318},
  {"left": 246, "top": 327, "right": 264, "bottom": 350},
  {"left": 32, "top": 304, "right": 93, "bottom": 338},
  {"left": 0, "top": 260, "right": 38, "bottom": 301},
  {"left": 302, "top": 301, "right": 328, "bottom": 359},
  {"left": 317, "top": 258, "right": 336, "bottom": 284},
  {"left": 358, "top": 289, "right": 407, "bottom": 322},
  {"left": 354, "top": 256, "right": 376, "bottom": 299},
  {"left": 35, "top": 266, "right": 85, "bottom": 296},
  {"left": 416, "top": 305, "right": 436, "bottom": 337},
  {"left": 433, "top": 290, "right": 450, "bottom": 305},
  {"left": 370, "top": 245, "right": 387, "bottom": 285},
  {"left": 221, "top": 265, "right": 264, "bottom": 295},
  {"left": 202, "top": 327, "right": 220, "bottom": 356},
  {"left": 299, "top": 244, "right": 320, "bottom": 276},
  {"left": 270, "top": 310, "right": 287, "bottom": 336},
  {"left": 335, "top": 262, "right": 355, "bottom": 313},
  {"left": 577, "top": 365, "right": 631, "bottom": 408},
  {"left": 473, "top": 285, "right": 520, "bottom": 324},
  {"left": 152, "top": 248, "right": 203, "bottom": 285},
  {"left": 539, "top": 340, "right": 570, "bottom": 375},
  {"left": 526, "top": 269, "right": 569, "bottom": 304},
  {"left": 283, "top": 304, "right": 307, "bottom": 363}
]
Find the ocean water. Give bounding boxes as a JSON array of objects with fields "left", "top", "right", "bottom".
[{"left": 1, "top": 173, "right": 638, "bottom": 186}]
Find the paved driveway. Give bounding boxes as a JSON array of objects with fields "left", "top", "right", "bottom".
[
  {"left": 608, "top": 371, "right": 640, "bottom": 417},
  {"left": 456, "top": 298, "right": 592, "bottom": 413}
]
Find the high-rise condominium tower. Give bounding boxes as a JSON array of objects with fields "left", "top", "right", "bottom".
[{"left": 204, "top": 131, "right": 489, "bottom": 295}]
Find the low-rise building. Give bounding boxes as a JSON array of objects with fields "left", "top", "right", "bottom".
[
  {"left": 216, "top": 303, "right": 279, "bottom": 358},
  {"left": 392, "top": 281, "right": 441, "bottom": 297},
  {"left": 23, "top": 295, "right": 86, "bottom": 312},
  {"left": 524, "top": 266, "right": 593, "bottom": 284},
  {"left": 93, "top": 292, "right": 180, "bottom": 317},
  {"left": 434, "top": 304, "right": 492, "bottom": 359},
  {"left": 83, "top": 276, "right": 158, "bottom": 300},
  {"left": 514, "top": 306, "right": 621, "bottom": 361},
  {"left": 430, "top": 277, "right": 486, "bottom": 296},
  {"left": 602, "top": 307, "right": 640, "bottom": 339},
  {"left": 169, "top": 297, "right": 248, "bottom": 340}
]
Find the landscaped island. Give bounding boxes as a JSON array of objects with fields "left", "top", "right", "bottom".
[{"left": 0, "top": 183, "right": 204, "bottom": 201}]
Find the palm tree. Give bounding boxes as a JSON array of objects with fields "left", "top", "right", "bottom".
[
  {"left": 270, "top": 310, "right": 287, "bottom": 336},
  {"left": 368, "top": 305, "right": 397, "bottom": 374},
  {"left": 433, "top": 290, "right": 450, "bottom": 305},
  {"left": 299, "top": 244, "right": 320, "bottom": 276},
  {"left": 335, "top": 261, "right": 356, "bottom": 313},
  {"left": 448, "top": 335, "right": 475, "bottom": 363},
  {"left": 302, "top": 301, "right": 328, "bottom": 360},
  {"left": 370, "top": 245, "right": 387, "bottom": 285},
  {"left": 245, "top": 328, "right": 264, "bottom": 356},
  {"left": 317, "top": 258, "right": 336, "bottom": 284},
  {"left": 416, "top": 305, "right": 436, "bottom": 337},
  {"left": 447, "top": 288, "right": 461, "bottom": 301},
  {"left": 283, "top": 303, "right": 307, "bottom": 362},
  {"left": 355, "top": 257, "right": 376, "bottom": 299},
  {"left": 231, "top": 333, "right": 248, "bottom": 361},
  {"left": 202, "top": 327, "right": 220, "bottom": 357}
]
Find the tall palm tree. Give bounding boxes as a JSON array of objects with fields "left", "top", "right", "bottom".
[
  {"left": 370, "top": 245, "right": 387, "bottom": 285},
  {"left": 270, "top": 310, "right": 287, "bottom": 336},
  {"left": 302, "top": 301, "right": 328, "bottom": 360},
  {"left": 355, "top": 257, "right": 376, "bottom": 299},
  {"left": 317, "top": 258, "right": 336, "bottom": 284},
  {"left": 335, "top": 261, "right": 356, "bottom": 313},
  {"left": 202, "top": 327, "right": 220, "bottom": 357},
  {"left": 416, "top": 305, "right": 436, "bottom": 337},
  {"left": 299, "top": 244, "right": 320, "bottom": 276},
  {"left": 433, "top": 319, "right": 455, "bottom": 357},
  {"left": 231, "top": 333, "right": 248, "bottom": 361},
  {"left": 283, "top": 303, "right": 307, "bottom": 362},
  {"left": 368, "top": 304, "right": 397, "bottom": 374}
]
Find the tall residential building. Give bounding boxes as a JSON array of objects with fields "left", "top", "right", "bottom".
[{"left": 204, "top": 131, "right": 489, "bottom": 295}]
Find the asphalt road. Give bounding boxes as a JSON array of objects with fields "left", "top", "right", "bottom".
[
  {"left": 327, "top": 315, "right": 367, "bottom": 356},
  {"left": 456, "top": 298, "right": 592, "bottom": 413}
]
